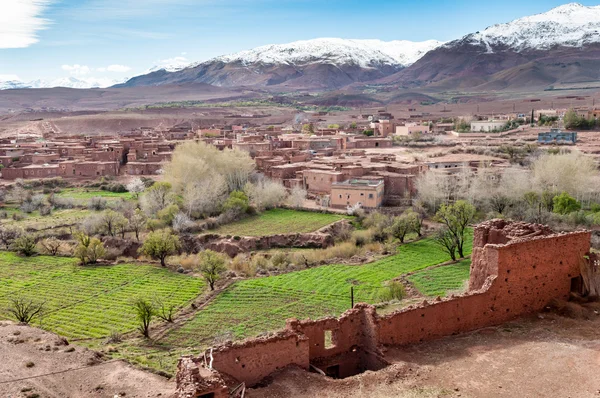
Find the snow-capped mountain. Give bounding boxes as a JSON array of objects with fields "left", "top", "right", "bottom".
[
  {"left": 0, "top": 76, "right": 127, "bottom": 90},
  {"left": 464, "top": 3, "right": 600, "bottom": 52},
  {"left": 118, "top": 38, "right": 443, "bottom": 89},
  {"left": 392, "top": 2, "right": 600, "bottom": 90},
  {"left": 213, "top": 38, "right": 443, "bottom": 68},
  {"left": 145, "top": 56, "right": 195, "bottom": 73}
]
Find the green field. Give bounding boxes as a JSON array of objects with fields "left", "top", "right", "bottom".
[
  {"left": 3, "top": 208, "right": 91, "bottom": 232},
  {"left": 212, "top": 208, "right": 348, "bottom": 236},
  {"left": 56, "top": 188, "right": 134, "bottom": 200},
  {"left": 408, "top": 259, "right": 471, "bottom": 297},
  {"left": 0, "top": 253, "right": 203, "bottom": 339},
  {"left": 163, "top": 233, "right": 473, "bottom": 346}
]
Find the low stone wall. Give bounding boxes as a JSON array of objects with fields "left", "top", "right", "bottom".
[
  {"left": 175, "top": 220, "right": 591, "bottom": 396},
  {"left": 181, "top": 219, "right": 349, "bottom": 257}
]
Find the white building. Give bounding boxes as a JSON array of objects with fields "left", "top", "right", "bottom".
[{"left": 470, "top": 120, "right": 506, "bottom": 132}]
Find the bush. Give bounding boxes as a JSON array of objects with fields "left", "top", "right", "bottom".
[
  {"left": 377, "top": 281, "right": 406, "bottom": 303},
  {"left": 11, "top": 235, "right": 37, "bottom": 257},
  {"left": 51, "top": 197, "right": 75, "bottom": 209},
  {"left": 230, "top": 254, "right": 255, "bottom": 276},
  {"left": 88, "top": 197, "right": 107, "bottom": 211},
  {"left": 270, "top": 251, "right": 291, "bottom": 269},
  {"left": 222, "top": 190, "right": 249, "bottom": 214},
  {"left": 40, "top": 237, "right": 62, "bottom": 256},
  {"left": 74, "top": 233, "right": 106, "bottom": 265}
]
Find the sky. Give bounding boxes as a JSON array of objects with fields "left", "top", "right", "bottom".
[{"left": 0, "top": 0, "right": 598, "bottom": 84}]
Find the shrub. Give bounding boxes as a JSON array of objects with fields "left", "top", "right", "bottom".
[
  {"left": 553, "top": 192, "right": 581, "bottom": 215},
  {"left": 40, "top": 238, "right": 62, "bottom": 256},
  {"left": 11, "top": 235, "right": 37, "bottom": 257},
  {"left": 230, "top": 254, "right": 255, "bottom": 276},
  {"left": 74, "top": 233, "right": 106, "bottom": 265},
  {"left": 352, "top": 230, "right": 373, "bottom": 247},
  {"left": 88, "top": 197, "right": 107, "bottom": 211},
  {"left": 222, "top": 190, "right": 249, "bottom": 214},
  {"left": 377, "top": 281, "right": 406, "bottom": 303},
  {"left": 270, "top": 251, "right": 291, "bottom": 269}
]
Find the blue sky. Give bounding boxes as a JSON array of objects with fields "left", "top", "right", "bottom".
[{"left": 0, "top": 0, "right": 598, "bottom": 83}]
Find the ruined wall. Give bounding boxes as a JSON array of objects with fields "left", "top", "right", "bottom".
[
  {"left": 378, "top": 226, "right": 590, "bottom": 346},
  {"left": 176, "top": 221, "right": 591, "bottom": 396},
  {"left": 210, "top": 332, "right": 309, "bottom": 387}
]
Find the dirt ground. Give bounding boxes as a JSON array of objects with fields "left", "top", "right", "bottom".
[
  {"left": 248, "top": 313, "right": 600, "bottom": 398},
  {"left": 0, "top": 322, "right": 174, "bottom": 398}
]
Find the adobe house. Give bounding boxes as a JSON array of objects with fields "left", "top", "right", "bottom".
[
  {"left": 330, "top": 179, "right": 384, "bottom": 209},
  {"left": 175, "top": 220, "right": 591, "bottom": 397}
]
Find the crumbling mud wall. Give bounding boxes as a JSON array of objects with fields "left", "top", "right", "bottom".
[
  {"left": 209, "top": 331, "right": 309, "bottom": 386},
  {"left": 379, "top": 221, "right": 590, "bottom": 345},
  {"left": 175, "top": 220, "right": 591, "bottom": 396}
]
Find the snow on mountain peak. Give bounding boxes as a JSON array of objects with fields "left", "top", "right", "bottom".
[
  {"left": 211, "top": 38, "right": 443, "bottom": 68},
  {"left": 465, "top": 2, "right": 600, "bottom": 51},
  {"left": 0, "top": 76, "right": 127, "bottom": 90}
]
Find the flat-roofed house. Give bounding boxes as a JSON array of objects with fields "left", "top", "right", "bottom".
[{"left": 330, "top": 179, "right": 384, "bottom": 209}]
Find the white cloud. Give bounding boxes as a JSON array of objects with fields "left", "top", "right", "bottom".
[
  {"left": 61, "top": 64, "right": 91, "bottom": 76},
  {"left": 0, "top": 0, "right": 52, "bottom": 49},
  {"left": 106, "top": 64, "right": 131, "bottom": 72}
]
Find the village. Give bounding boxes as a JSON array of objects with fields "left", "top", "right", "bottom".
[{"left": 1, "top": 104, "right": 596, "bottom": 213}]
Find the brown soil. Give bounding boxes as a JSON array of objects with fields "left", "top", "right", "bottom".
[
  {"left": 248, "top": 313, "right": 600, "bottom": 398},
  {"left": 0, "top": 322, "right": 173, "bottom": 398}
]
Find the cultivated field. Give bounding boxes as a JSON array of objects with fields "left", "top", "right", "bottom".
[
  {"left": 212, "top": 208, "right": 348, "bottom": 236},
  {"left": 0, "top": 231, "right": 473, "bottom": 375},
  {"left": 0, "top": 253, "right": 203, "bottom": 339},
  {"left": 163, "top": 234, "right": 473, "bottom": 348}
]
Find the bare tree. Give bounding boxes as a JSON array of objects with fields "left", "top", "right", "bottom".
[
  {"left": 434, "top": 228, "right": 457, "bottom": 262},
  {"left": 244, "top": 179, "right": 287, "bottom": 211},
  {"left": 153, "top": 299, "right": 176, "bottom": 323},
  {"left": 288, "top": 186, "right": 307, "bottom": 208},
  {"left": 40, "top": 237, "right": 62, "bottom": 256},
  {"left": 7, "top": 297, "right": 45, "bottom": 324}
]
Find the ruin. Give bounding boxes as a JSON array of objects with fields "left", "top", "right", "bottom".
[{"left": 174, "top": 220, "right": 591, "bottom": 398}]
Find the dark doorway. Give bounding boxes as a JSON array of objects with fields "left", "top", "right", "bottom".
[{"left": 325, "top": 365, "right": 340, "bottom": 379}]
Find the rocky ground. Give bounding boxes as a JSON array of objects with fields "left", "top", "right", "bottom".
[
  {"left": 0, "top": 322, "right": 173, "bottom": 398},
  {"left": 248, "top": 311, "right": 600, "bottom": 398}
]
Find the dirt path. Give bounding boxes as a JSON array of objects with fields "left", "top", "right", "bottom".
[
  {"left": 0, "top": 322, "right": 174, "bottom": 398},
  {"left": 248, "top": 313, "right": 600, "bottom": 398}
]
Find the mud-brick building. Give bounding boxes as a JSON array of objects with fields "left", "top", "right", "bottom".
[{"left": 330, "top": 179, "right": 384, "bottom": 209}]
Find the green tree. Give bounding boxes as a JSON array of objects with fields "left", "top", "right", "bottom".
[
  {"left": 139, "top": 229, "right": 181, "bottom": 267},
  {"left": 553, "top": 192, "right": 581, "bottom": 215},
  {"left": 223, "top": 190, "right": 249, "bottom": 214},
  {"left": 73, "top": 233, "right": 106, "bottom": 265},
  {"left": 196, "top": 250, "right": 228, "bottom": 290},
  {"left": 434, "top": 200, "right": 475, "bottom": 259},
  {"left": 133, "top": 298, "right": 154, "bottom": 338}
]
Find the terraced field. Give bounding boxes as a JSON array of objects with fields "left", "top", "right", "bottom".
[
  {"left": 212, "top": 208, "right": 348, "bottom": 236},
  {"left": 163, "top": 233, "right": 473, "bottom": 346},
  {"left": 0, "top": 253, "right": 203, "bottom": 339},
  {"left": 408, "top": 259, "right": 471, "bottom": 297}
]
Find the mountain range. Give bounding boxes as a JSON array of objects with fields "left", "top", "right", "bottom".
[{"left": 4, "top": 3, "right": 600, "bottom": 92}]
